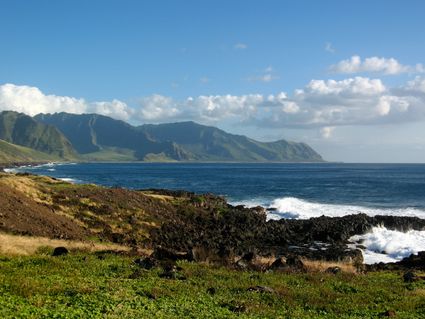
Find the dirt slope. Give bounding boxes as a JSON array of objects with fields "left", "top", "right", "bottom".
[{"left": 0, "top": 178, "right": 88, "bottom": 240}]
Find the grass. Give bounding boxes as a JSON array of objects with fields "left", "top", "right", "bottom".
[
  {"left": 0, "top": 139, "right": 58, "bottom": 163},
  {"left": 301, "top": 259, "right": 357, "bottom": 274},
  {"left": 79, "top": 148, "right": 137, "bottom": 162},
  {"left": 0, "top": 233, "right": 130, "bottom": 256},
  {"left": 1, "top": 252, "right": 424, "bottom": 318}
]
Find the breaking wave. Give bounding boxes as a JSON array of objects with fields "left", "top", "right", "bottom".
[
  {"left": 262, "top": 197, "right": 425, "bottom": 220},
  {"left": 58, "top": 177, "right": 80, "bottom": 184},
  {"left": 232, "top": 196, "right": 425, "bottom": 264},
  {"left": 350, "top": 226, "right": 425, "bottom": 264}
]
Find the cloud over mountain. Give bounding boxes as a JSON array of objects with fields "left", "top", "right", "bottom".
[
  {"left": 0, "top": 84, "right": 133, "bottom": 121},
  {"left": 1, "top": 76, "right": 425, "bottom": 135}
]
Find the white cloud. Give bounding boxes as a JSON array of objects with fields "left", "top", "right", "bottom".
[
  {"left": 2, "top": 76, "right": 425, "bottom": 140},
  {"left": 0, "top": 83, "right": 133, "bottom": 120},
  {"left": 248, "top": 66, "right": 280, "bottom": 82},
  {"left": 304, "top": 77, "right": 386, "bottom": 96},
  {"left": 250, "top": 74, "right": 280, "bottom": 82},
  {"left": 234, "top": 43, "right": 248, "bottom": 50},
  {"left": 325, "top": 42, "right": 335, "bottom": 53},
  {"left": 137, "top": 94, "right": 179, "bottom": 121},
  {"left": 404, "top": 76, "right": 425, "bottom": 93},
  {"left": 281, "top": 101, "right": 300, "bottom": 114},
  {"left": 330, "top": 55, "right": 424, "bottom": 75},
  {"left": 92, "top": 100, "right": 132, "bottom": 120},
  {"left": 320, "top": 126, "right": 335, "bottom": 138}
]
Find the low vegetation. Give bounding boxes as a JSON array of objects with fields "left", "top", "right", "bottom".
[
  {"left": 1, "top": 251, "right": 424, "bottom": 318},
  {"left": 0, "top": 140, "right": 57, "bottom": 163},
  {"left": 1, "top": 172, "right": 425, "bottom": 318},
  {"left": 0, "top": 233, "right": 129, "bottom": 256}
]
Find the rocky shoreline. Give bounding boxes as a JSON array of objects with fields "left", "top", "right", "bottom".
[
  {"left": 146, "top": 189, "right": 425, "bottom": 271},
  {"left": 1, "top": 173, "right": 424, "bottom": 272},
  {"left": 0, "top": 161, "right": 50, "bottom": 171}
]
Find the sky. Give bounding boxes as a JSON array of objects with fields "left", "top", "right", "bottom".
[{"left": 1, "top": 0, "right": 425, "bottom": 162}]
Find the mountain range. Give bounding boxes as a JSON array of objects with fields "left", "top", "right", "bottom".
[{"left": 0, "top": 110, "right": 323, "bottom": 163}]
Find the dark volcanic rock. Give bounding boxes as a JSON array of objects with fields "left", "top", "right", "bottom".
[
  {"left": 403, "top": 271, "right": 418, "bottom": 283},
  {"left": 150, "top": 194, "right": 425, "bottom": 264},
  {"left": 206, "top": 287, "right": 216, "bottom": 295},
  {"left": 286, "top": 255, "right": 306, "bottom": 271},
  {"left": 269, "top": 257, "right": 287, "bottom": 271},
  {"left": 381, "top": 310, "right": 397, "bottom": 317},
  {"left": 398, "top": 251, "right": 425, "bottom": 269},
  {"left": 52, "top": 246, "right": 68, "bottom": 256},
  {"left": 134, "top": 257, "right": 157, "bottom": 270},
  {"left": 152, "top": 247, "right": 192, "bottom": 261},
  {"left": 367, "top": 251, "right": 425, "bottom": 271}
]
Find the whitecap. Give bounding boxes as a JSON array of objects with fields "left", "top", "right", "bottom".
[
  {"left": 266, "top": 197, "right": 425, "bottom": 220},
  {"left": 58, "top": 177, "right": 79, "bottom": 183},
  {"left": 3, "top": 168, "right": 18, "bottom": 173},
  {"left": 350, "top": 226, "right": 425, "bottom": 264}
]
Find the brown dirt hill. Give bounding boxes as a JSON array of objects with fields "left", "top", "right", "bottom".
[
  {"left": 0, "top": 175, "right": 88, "bottom": 240},
  {"left": 0, "top": 173, "right": 196, "bottom": 246}
]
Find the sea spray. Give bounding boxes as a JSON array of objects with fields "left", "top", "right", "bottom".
[
  {"left": 350, "top": 226, "right": 425, "bottom": 264},
  {"left": 266, "top": 197, "right": 425, "bottom": 220}
]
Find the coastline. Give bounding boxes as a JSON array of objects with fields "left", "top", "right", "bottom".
[
  {"left": 1, "top": 169, "right": 425, "bottom": 267},
  {"left": 1, "top": 170, "right": 425, "bottom": 317}
]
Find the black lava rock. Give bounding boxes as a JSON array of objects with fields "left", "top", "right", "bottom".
[{"left": 52, "top": 247, "right": 68, "bottom": 257}]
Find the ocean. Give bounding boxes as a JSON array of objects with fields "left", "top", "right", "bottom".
[{"left": 9, "top": 162, "right": 425, "bottom": 264}]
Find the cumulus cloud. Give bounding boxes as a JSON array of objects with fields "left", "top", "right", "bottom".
[
  {"left": 330, "top": 55, "right": 424, "bottom": 75},
  {"left": 248, "top": 66, "right": 280, "bottom": 82},
  {"left": 404, "top": 76, "right": 425, "bottom": 93},
  {"left": 133, "top": 76, "right": 425, "bottom": 131},
  {"left": 2, "top": 76, "right": 425, "bottom": 140},
  {"left": 0, "top": 83, "right": 133, "bottom": 120}
]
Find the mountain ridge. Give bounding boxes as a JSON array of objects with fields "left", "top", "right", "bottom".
[
  {"left": 0, "top": 111, "right": 77, "bottom": 161},
  {"left": 0, "top": 110, "right": 323, "bottom": 163}
]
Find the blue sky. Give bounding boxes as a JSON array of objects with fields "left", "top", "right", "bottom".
[{"left": 1, "top": 0, "right": 425, "bottom": 162}]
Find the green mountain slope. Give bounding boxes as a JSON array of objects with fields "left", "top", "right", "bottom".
[
  {"left": 35, "top": 113, "right": 323, "bottom": 162},
  {"left": 0, "top": 139, "right": 58, "bottom": 163},
  {"left": 0, "top": 111, "right": 77, "bottom": 160},
  {"left": 34, "top": 113, "right": 192, "bottom": 161},
  {"left": 140, "top": 121, "right": 323, "bottom": 162}
]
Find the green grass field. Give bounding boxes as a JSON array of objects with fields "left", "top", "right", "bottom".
[
  {"left": 0, "top": 140, "right": 58, "bottom": 163},
  {"left": 1, "top": 251, "right": 424, "bottom": 318}
]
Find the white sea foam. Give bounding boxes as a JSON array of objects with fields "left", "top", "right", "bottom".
[
  {"left": 30, "top": 162, "right": 57, "bottom": 169},
  {"left": 266, "top": 197, "right": 425, "bottom": 220},
  {"left": 233, "top": 196, "right": 425, "bottom": 264},
  {"left": 58, "top": 177, "right": 79, "bottom": 183},
  {"left": 3, "top": 168, "right": 18, "bottom": 173},
  {"left": 350, "top": 226, "right": 425, "bottom": 264}
]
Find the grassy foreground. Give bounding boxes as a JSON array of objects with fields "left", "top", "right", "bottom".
[{"left": 1, "top": 251, "right": 424, "bottom": 319}]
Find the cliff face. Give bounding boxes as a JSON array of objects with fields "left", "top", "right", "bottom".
[
  {"left": 35, "top": 112, "right": 323, "bottom": 162},
  {"left": 0, "top": 111, "right": 76, "bottom": 160}
]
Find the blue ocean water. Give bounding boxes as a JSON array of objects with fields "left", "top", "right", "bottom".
[
  {"left": 12, "top": 162, "right": 425, "bottom": 263},
  {"left": 15, "top": 162, "right": 425, "bottom": 212}
]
